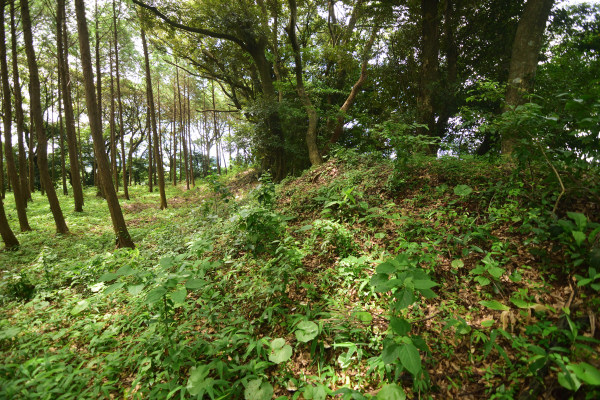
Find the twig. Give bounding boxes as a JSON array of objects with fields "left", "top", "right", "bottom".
[{"left": 536, "top": 141, "right": 565, "bottom": 215}]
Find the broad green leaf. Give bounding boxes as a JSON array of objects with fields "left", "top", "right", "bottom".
[
  {"left": 353, "top": 312, "right": 373, "bottom": 324},
  {"left": 454, "top": 184, "right": 473, "bottom": 197},
  {"left": 510, "top": 298, "right": 536, "bottom": 309},
  {"left": 390, "top": 317, "right": 411, "bottom": 336},
  {"left": 570, "top": 362, "right": 600, "bottom": 386},
  {"left": 475, "top": 276, "right": 491, "bottom": 286},
  {"left": 116, "top": 265, "right": 135, "bottom": 276},
  {"left": 376, "top": 384, "right": 406, "bottom": 400},
  {"left": 159, "top": 256, "right": 175, "bottom": 268},
  {"left": 295, "top": 321, "right": 319, "bottom": 342},
  {"left": 269, "top": 338, "right": 292, "bottom": 364},
  {"left": 186, "top": 365, "right": 213, "bottom": 396},
  {"left": 487, "top": 266, "right": 505, "bottom": 280},
  {"left": 71, "top": 299, "right": 89, "bottom": 315},
  {"left": 413, "top": 279, "right": 438, "bottom": 290},
  {"left": 398, "top": 342, "right": 421, "bottom": 375},
  {"left": 185, "top": 278, "right": 207, "bottom": 289},
  {"left": 567, "top": 212, "right": 587, "bottom": 231},
  {"left": 89, "top": 282, "right": 105, "bottom": 293},
  {"left": 127, "top": 284, "right": 145, "bottom": 296},
  {"left": 451, "top": 259, "right": 464, "bottom": 269},
  {"left": 558, "top": 370, "right": 581, "bottom": 391},
  {"left": 304, "top": 384, "right": 327, "bottom": 400},
  {"left": 145, "top": 287, "right": 168, "bottom": 305},
  {"left": 394, "top": 289, "right": 415, "bottom": 310},
  {"left": 572, "top": 231, "right": 586, "bottom": 247},
  {"left": 376, "top": 261, "right": 396, "bottom": 274},
  {"left": 99, "top": 273, "right": 118, "bottom": 282},
  {"left": 244, "top": 378, "right": 273, "bottom": 400},
  {"left": 481, "top": 319, "right": 495, "bottom": 327},
  {"left": 480, "top": 300, "right": 510, "bottom": 311},
  {"left": 382, "top": 342, "right": 399, "bottom": 364},
  {"left": 104, "top": 282, "right": 125, "bottom": 295},
  {"left": 170, "top": 288, "right": 187, "bottom": 304}
]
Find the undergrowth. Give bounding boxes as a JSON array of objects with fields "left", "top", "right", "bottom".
[{"left": 1, "top": 152, "right": 599, "bottom": 399}]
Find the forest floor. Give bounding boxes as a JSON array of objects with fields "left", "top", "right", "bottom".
[{"left": 1, "top": 152, "right": 599, "bottom": 399}]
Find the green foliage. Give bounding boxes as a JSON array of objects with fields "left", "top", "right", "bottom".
[{"left": 304, "top": 219, "right": 356, "bottom": 259}]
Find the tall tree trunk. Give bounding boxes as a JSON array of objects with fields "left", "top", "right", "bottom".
[
  {"left": 417, "top": 0, "right": 441, "bottom": 153},
  {"left": 27, "top": 121, "right": 34, "bottom": 195},
  {"left": 212, "top": 83, "right": 221, "bottom": 175},
  {"left": 94, "top": 0, "right": 104, "bottom": 198},
  {"left": 20, "top": 0, "right": 68, "bottom": 234},
  {"left": 108, "top": 41, "right": 118, "bottom": 190},
  {"left": 0, "top": 127, "right": 4, "bottom": 199},
  {"left": 140, "top": 24, "right": 167, "bottom": 209},
  {"left": 172, "top": 76, "right": 177, "bottom": 185},
  {"left": 113, "top": 0, "right": 128, "bottom": 199},
  {"left": 176, "top": 65, "right": 189, "bottom": 188},
  {"left": 187, "top": 81, "right": 194, "bottom": 186},
  {"left": 0, "top": 0, "right": 30, "bottom": 231},
  {"left": 74, "top": 0, "right": 134, "bottom": 248},
  {"left": 147, "top": 104, "right": 153, "bottom": 192},
  {"left": 10, "top": 1, "right": 30, "bottom": 203},
  {"left": 286, "top": 0, "right": 322, "bottom": 167},
  {"left": 57, "top": 0, "right": 84, "bottom": 211},
  {"left": 58, "top": 74, "right": 68, "bottom": 196},
  {"left": 502, "top": 0, "right": 554, "bottom": 154}
]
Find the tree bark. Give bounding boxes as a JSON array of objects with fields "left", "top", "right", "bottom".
[
  {"left": 57, "top": 0, "right": 84, "bottom": 211},
  {"left": 0, "top": 196, "right": 18, "bottom": 248},
  {"left": 417, "top": 0, "right": 441, "bottom": 153},
  {"left": 58, "top": 74, "right": 68, "bottom": 196},
  {"left": 286, "top": 0, "right": 322, "bottom": 167},
  {"left": 140, "top": 24, "right": 167, "bottom": 209},
  {"left": 502, "top": 0, "right": 554, "bottom": 154},
  {"left": 0, "top": 0, "right": 30, "bottom": 231},
  {"left": 20, "top": 0, "right": 68, "bottom": 234},
  {"left": 74, "top": 0, "right": 134, "bottom": 248},
  {"left": 10, "top": 1, "right": 30, "bottom": 203},
  {"left": 113, "top": 0, "right": 128, "bottom": 199},
  {"left": 108, "top": 41, "right": 119, "bottom": 190}
]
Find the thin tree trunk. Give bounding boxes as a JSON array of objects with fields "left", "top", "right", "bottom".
[
  {"left": 286, "top": 0, "right": 322, "bottom": 166},
  {"left": 108, "top": 41, "right": 118, "bottom": 190},
  {"left": 140, "top": 23, "right": 167, "bottom": 208},
  {"left": 27, "top": 119, "right": 34, "bottom": 195},
  {"left": 113, "top": 0, "right": 128, "bottom": 199},
  {"left": 57, "top": 0, "right": 84, "bottom": 211},
  {"left": 94, "top": 0, "right": 104, "bottom": 198},
  {"left": 20, "top": 0, "right": 68, "bottom": 234},
  {"left": 177, "top": 66, "right": 189, "bottom": 189},
  {"left": 0, "top": 0, "right": 30, "bottom": 232},
  {"left": 58, "top": 74, "right": 67, "bottom": 196},
  {"left": 172, "top": 76, "right": 177, "bottom": 185},
  {"left": 0, "top": 125, "right": 4, "bottom": 199},
  {"left": 74, "top": 0, "right": 134, "bottom": 248},
  {"left": 10, "top": 1, "right": 30, "bottom": 203}
]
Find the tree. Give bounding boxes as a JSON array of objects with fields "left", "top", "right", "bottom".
[
  {"left": 74, "top": 0, "right": 134, "bottom": 248},
  {"left": 140, "top": 22, "right": 167, "bottom": 209},
  {"left": 20, "top": 0, "right": 69, "bottom": 234},
  {"left": 0, "top": 0, "right": 30, "bottom": 232},
  {"left": 57, "top": 0, "right": 84, "bottom": 212},
  {"left": 113, "top": 0, "right": 129, "bottom": 199},
  {"left": 502, "top": 0, "right": 555, "bottom": 154},
  {"left": 10, "top": 0, "right": 30, "bottom": 203}
]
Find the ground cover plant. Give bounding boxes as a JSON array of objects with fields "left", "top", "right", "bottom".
[{"left": 1, "top": 151, "right": 599, "bottom": 400}]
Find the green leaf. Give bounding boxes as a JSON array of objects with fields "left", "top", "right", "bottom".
[
  {"left": 0, "top": 326, "right": 21, "bottom": 340},
  {"left": 510, "top": 298, "right": 536, "bottom": 309},
  {"left": 394, "top": 289, "right": 415, "bottom": 310},
  {"left": 382, "top": 341, "right": 399, "bottom": 364},
  {"left": 304, "top": 384, "right": 327, "bottom": 400},
  {"left": 116, "top": 265, "right": 135, "bottom": 276},
  {"left": 558, "top": 370, "right": 581, "bottom": 391},
  {"left": 127, "top": 284, "right": 145, "bottom": 296},
  {"left": 413, "top": 279, "right": 438, "bottom": 290},
  {"left": 480, "top": 300, "right": 510, "bottom": 311},
  {"left": 353, "top": 311, "right": 373, "bottom": 324},
  {"left": 186, "top": 365, "right": 213, "bottom": 396},
  {"left": 376, "top": 261, "right": 396, "bottom": 275},
  {"left": 295, "top": 321, "right": 319, "bottom": 342},
  {"left": 159, "top": 256, "right": 174, "bottom": 269},
  {"left": 244, "top": 378, "right": 273, "bottom": 400},
  {"left": 170, "top": 288, "right": 187, "bottom": 304},
  {"left": 390, "top": 317, "right": 411, "bottom": 336},
  {"left": 398, "top": 343, "right": 421, "bottom": 375},
  {"left": 269, "top": 338, "right": 292, "bottom": 364},
  {"left": 570, "top": 362, "right": 600, "bottom": 386},
  {"left": 567, "top": 212, "right": 587, "bottom": 231},
  {"left": 103, "top": 281, "right": 125, "bottom": 295},
  {"left": 376, "top": 383, "right": 406, "bottom": 400},
  {"left": 572, "top": 231, "right": 586, "bottom": 247},
  {"left": 98, "top": 273, "right": 119, "bottom": 282},
  {"left": 451, "top": 259, "right": 464, "bottom": 269},
  {"left": 145, "top": 287, "right": 168, "bottom": 305},
  {"left": 454, "top": 184, "right": 473, "bottom": 197},
  {"left": 71, "top": 299, "right": 89, "bottom": 315},
  {"left": 481, "top": 319, "right": 495, "bottom": 327},
  {"left": 185, "top": 278, "right": 207, "bottom": 289}
]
